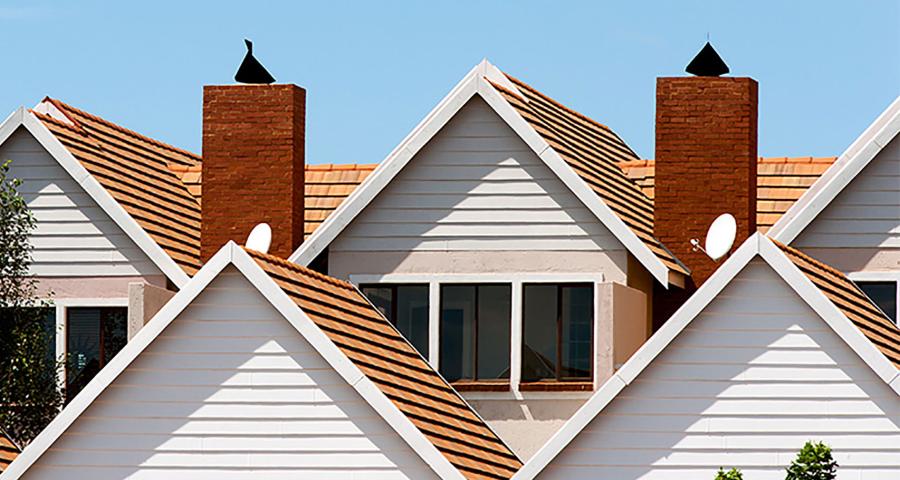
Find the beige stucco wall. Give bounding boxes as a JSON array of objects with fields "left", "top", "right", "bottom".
[
  {"left": 127, "top": 282, "right": 176, "bottom": 340},
  {"left": 35, "top": 275, "right": 167, "bottom": 299}
]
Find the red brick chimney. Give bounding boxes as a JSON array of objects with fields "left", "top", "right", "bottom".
[
  {"left": 654, "top": 76, "right": 758, "bottom": 286},
  {"left": 201, "top": 84, "right": 306, "bottom": 261}
]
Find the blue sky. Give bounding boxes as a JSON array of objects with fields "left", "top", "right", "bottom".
[{"left": 2, "top": 1, "right": 898, "bottom": 164}]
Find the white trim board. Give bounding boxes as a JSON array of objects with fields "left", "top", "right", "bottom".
[
  {"left": 0, "top": 242, "right": 465, "bottom": 480},
  {"left": 288, "top": 59, "right": 680, "bottom": 287},
  {"left": 512, "top": 232, "right": 900, "bottom": 479},
  {"left": 0, "top": 107, "right": 191, "bottom": 288},
  {"left": 769, "top": 95, "right": 900, "bottom": 243}
]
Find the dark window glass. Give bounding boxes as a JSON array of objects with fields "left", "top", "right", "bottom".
[
  {"left": 360, "top": 285, "right": 429, "bottom": 357},
  {"left": 522, "top": 284, "right": 593, "bottom": 381},
  {"left": 857, "top": 281, "right": 897, "bottom": 324},
  {"left": 66, "top": 307, "right": 127, "bottom": 401},
  {"left": 440, "top": 284, "right": 510, "bottom": 382}
]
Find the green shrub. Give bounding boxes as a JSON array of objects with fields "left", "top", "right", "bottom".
[
  {"left": 715, "top": 467, "right": 743, "bottom": 480},
  {"left": 785, "top": 441, "right": 838, "bottom": 480}
]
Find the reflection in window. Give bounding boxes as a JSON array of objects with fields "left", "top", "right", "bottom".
[
  {"left": 522, "top": 284, "right": 593, "bottom": 381},
  {"left": 439, "top": 284, "right": 511, "bottom": 382},
  {"left": 66, "top": 307, "right": 127, "bottom": 401},
  {"left": 360, "top": 285, "right": 430, "bottom": 357},
  {"left": 857, "top": 281, "right": 897, "bottom": 324}
]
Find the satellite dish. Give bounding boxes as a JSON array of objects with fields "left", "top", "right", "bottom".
[
  {"left": 245, "top": 223, "right": 272, "bottom": 254},
  {"left": 704, "top": 213, "right": 737, "bottom": 261}
]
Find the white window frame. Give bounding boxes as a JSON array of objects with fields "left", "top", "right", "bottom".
[
  {"left": 350, "top": 273, "right": 603, "bottom": 400},
  {"left": 847, "top": 271, "right": 900, "bottom": 324}
]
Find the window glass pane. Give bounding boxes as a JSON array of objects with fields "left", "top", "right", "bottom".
[
  {"left": 476, "top": 285, "right": 511, "bottom": 380},
  {"left": 102, "top": 308, "right": 128, "bottom": 365},
  {"left": 67, "top": 308, "right": 101, "bottom": 398},
  {"left": 41, "top": 308, "right": 57, "bottom": 366},
  {"left": 396, "top": 286, "right": 430, "bottom": 357},
  {"left": 560, "top": 285, "right": 593, "bottom": 379},
  {"left": 522, "top": 285, "right": 558, "bottom": 381},
  {"left": 361, "top": 286, "right": 393, "bottom": 321},
  {"left": 858, "top": 281, "right": 897, "bottom": 323},
  {"left": 440, "top": 285, "right": 476, "bottom": 382}
]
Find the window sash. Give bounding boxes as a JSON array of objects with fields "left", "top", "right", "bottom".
[
  {"left": 439, "top": 284, "right": 511, "bottom": 382},
  {"left": 522, "top": 283, "right": 594, "bottom": 382}
]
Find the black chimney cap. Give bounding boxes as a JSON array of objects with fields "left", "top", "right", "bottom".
[
  {"left": 685, "top": 42, "right": 730, "bottom": 77},
  {"left": 235, "top": 39, "right": 276, "bottom": 84}
]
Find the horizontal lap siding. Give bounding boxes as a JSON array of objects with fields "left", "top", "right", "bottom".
[
  {"left": 796, "top": 137, "right": 900, "bottom": 249},
  {"left": 22, "top": 267, "right": 437, "bottom": 480},
  {"left": 539, "top": 260, "right": 900, "bottom": 480},
  {"left": 1, "top": 128, "right": 161, "bottom": 277},
  {"left": 331, "top": 97, "right": 622, "bottom": 253}
]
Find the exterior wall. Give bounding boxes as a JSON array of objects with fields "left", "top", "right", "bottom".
[
  {"left": 1, "top": 128, "right": 164, "bottom": 286},
  {"left": 795, "top": 136, "right": 900, "bottom": 272},
  {"left": 538, "top": 259, "right": 900, "bottom": 479},
  {"left": 21, "top": 266, "right": 438, "bottom": 480},
  {"left": 127, "top": 282, "right": 176, "bottom": 340}
]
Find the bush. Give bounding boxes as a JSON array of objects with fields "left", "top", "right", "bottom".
[
  {"left": 785, "top": 441, "right": 838, "bottom": 480},
  {"left": 715, "top": 467, "right": 743, "bottom": 480}
]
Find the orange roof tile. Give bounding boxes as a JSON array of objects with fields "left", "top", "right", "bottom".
[
  {"left": 773, "top": 240, "right": 900, "bottom": 369},
  {"left": 491, "top": 75, "right": 689, "bottom": 275},
  {"left": 33, "top": 99, "right": 203, "bottom": 275},
  {"left": 245, "top": 249, "right": 522, "bottom": 479},
  {"left": 0, "top": 428, "right": 18, "bottom": 472},
  {"left": 619, "top": 157, "right": 838, "bottom": 233}
]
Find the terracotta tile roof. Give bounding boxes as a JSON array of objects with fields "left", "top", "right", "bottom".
[
  {"left": 774, "top": 240, "right": 900, "bottom": 369},
  {"left": 33, "top": 99, "right": 203, "bottom": 275},
  {"left": 619, "top": 157, "right": 838, "bottom": 233},
  {"left": 245, "top": 248, "right": 522, "bottom": 479},
  {"left": 0, "top": 429, "right": 18, "bottom": 472},
  {"left": 490, "top": 75, "right": 688, "bottom": 275}
]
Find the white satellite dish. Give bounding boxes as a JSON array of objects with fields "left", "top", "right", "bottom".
[
  {"left": 245, "top": 223, "right": 272, "bottom": 254},
  {"left": 704, "top": 213, "right": 737, "bottom": 261}
]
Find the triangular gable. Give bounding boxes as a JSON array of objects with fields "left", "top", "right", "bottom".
[
  {"left": 289, "top": 60, "right": 687, "bottom": 287},
  {"left": 514, "top": 233, "right": 900, "bottom": 479},
  {"left": 2, "top": 242, "right": 519, "bottom": 480},
  {"left": 0, "top": 107, "right": 191, "bottom": 287},
  {"left": 770, "top": 95, "right": 900, "bottom": 243}
]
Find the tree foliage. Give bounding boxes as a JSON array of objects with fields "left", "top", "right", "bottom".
[
  {"left": 714, "top": 467, "right": 744, "bottom": 480},
  {"left": 0, "top": 159, "right": 63, "bottom": 446},
  {"left": 785, "top": 441, "right": 838, "bottom": 480}
]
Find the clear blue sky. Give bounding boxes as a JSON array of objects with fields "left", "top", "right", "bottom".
[{"left": 2, "top": 1, "right": 898, "bottom": 163}]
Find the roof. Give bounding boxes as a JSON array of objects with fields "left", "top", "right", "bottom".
[
  {"left": 769, "top": 95, "right": 900, "bottom": 242},
  {"left": 0, "top": 429, "right": 18, "bottom": 473},
  {"left": 619, "top": 157, "right": 838, "bottom": 233},
  {"left": 247, "top": 249, "right": 522, "bottom": 479},
  {"left": 2, "top": 242, "right": 521, "bottom": 480},
  {"left": 32, "top": 98, "right": 203, "bottom": 275},
  {"left": 513, "top": 233, "right": 900, "bottom": 479}
]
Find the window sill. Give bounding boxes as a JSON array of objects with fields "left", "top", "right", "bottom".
[
  {"left": 518, "top": 381, "right": 593, "bottom": 392},
  {"left": 450, "top": 380, "right": 511, "bottom": 392}
]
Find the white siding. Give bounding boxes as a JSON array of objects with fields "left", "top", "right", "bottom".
[
  {"left": 21, "top": 267, "right": 438, "bottom": 480},
  {"left": 539, "top": 260, "right": 900, "bottom": 480},
  {"left": 796, "top": 135, "right": 900, "bottom": 250},
  {"left": 1, "top": 128, "right": 162, "bottom": 277},
  {"left": 330, "top": 97, "right": 624, "bottom": 254}
]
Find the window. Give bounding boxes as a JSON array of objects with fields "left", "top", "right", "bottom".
[
  {"left": 857, "top": 281, "right": 898, "bottom": 324},
  {"left": 360, "top": 284, "right": 430, "bottom": 357},
  {"left": 522, "top": 284, "right": 593, "bottom": 382},
  {"left": 439, "top": 284, "right": 511, "bottom": 382},
  {"left": 66, "top": 307, "right": 127, "bottom": 400}
]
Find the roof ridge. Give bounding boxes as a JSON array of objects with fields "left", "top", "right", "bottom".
[
  {"left": 503, "top": 72, "right": 612, "bottom": 132},
  {"left": 30, "top": 109, "right": 89, "bottom": 137},
  {"left": 243, "top": 247, "right": 357, "bottom": 291},
  {"left": 47, "top": 98, "right": 201, "bottom": 162}
]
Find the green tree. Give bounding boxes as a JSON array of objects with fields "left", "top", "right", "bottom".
[
  {"left": 785, "top": 441, "right": 838, "bottom": 480},
  {"left": 715, "top": 467, "right": 744, "bottom": 480},
  {"left": 0, "top": 159, "right": 63, "bottom": 446}
]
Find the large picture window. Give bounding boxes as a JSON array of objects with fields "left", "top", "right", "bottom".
[
  {"left": 360, "top": 284, "right": 430, "bottom": 357},
  {"left": 439, "top": 284, "right": 511, "bottom": 382},
  {"left": 522, "top": 283, "right": 593, "bottom": 382},
  {"left": 66, "top": 307, "right": 127, "bottom": 401}
]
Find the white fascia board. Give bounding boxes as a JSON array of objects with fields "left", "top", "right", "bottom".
[
  {"left": 512, "top": 234, "right": 763, "bottom": 479},
  {"left": 0, "top": 243, "right": 234, "bottom": 480},
  {"left": 289, "top": 61, "right": 485, "bottom": 266},
  {"left": 770, "top": 96, "right": 900, "bottom": 243},
  {"left": 6, "top": 110, "right": 191, "bottom": 288}
]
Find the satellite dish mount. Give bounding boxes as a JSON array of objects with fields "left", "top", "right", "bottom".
[{"left": 691, "top": 213, "right": 737, "bottom": 262}]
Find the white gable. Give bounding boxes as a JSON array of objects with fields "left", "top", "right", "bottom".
[
  {"left": 535, "top": 259, "right": 900, "bottom": 480},
  {"left": 1, "top": 127, "right": 163, "bottom": 278},
  {"left": 18, "top": 266, "right": 438, "bottom": 480},
  {"left": 330, "top": 97, "right": 623, "bottom": 254}
]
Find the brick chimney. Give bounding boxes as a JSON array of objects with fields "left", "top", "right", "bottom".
[
  {"left": 201, "top": 84, "right": 306, "bottom": 261},
  {"left": 654, "top": 74, "right": 758, "bottom": 286}
]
